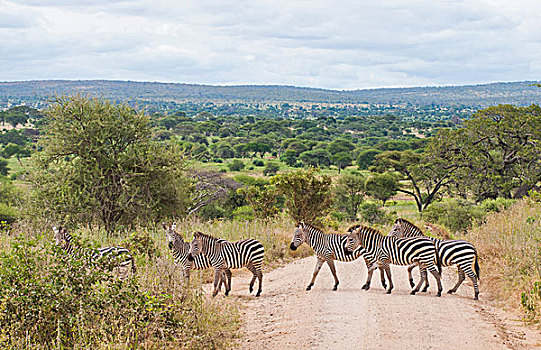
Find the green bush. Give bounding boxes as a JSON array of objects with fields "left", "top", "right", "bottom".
[
  {"left": 359, "top": 202, "right": 392, "bottom": 225},
  {"left": 0, "top": 235, "right": 239, "bottom": 349},
  {"left": 252, "top": 159, "right": 265, "bottom": 167},
  {"left": 480, "top": 197, "right": 516, "bottom": 213},
  {"left": 232, "top": 205, "right": 255, "bottom": 221},
  {"left": 0, "top": 203, "right": 17, "bottom": 224},
  {"left": 233, "top": 174, "right": 270, "bottom": 187},
  {"left": 263, "top": 162, "right": 280, "bottom": 176},
  {"left": 423, "top": 198, "right": 486, "bottom": 233},
  {"left": 227, "top": 159, "right": 245, "bottom": 171}
]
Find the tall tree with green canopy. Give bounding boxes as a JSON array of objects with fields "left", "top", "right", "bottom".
[
  {"left": 333, "top": 173, "right": 366, "bottom": 220},
  {"left": 365, "top": 172, "right": 398, "bottom": 206},
  {"left": 29, "top": 95, "right": 192, "bottom": 232},
  {"left": 432, "top": 104, "right": 541, "bottom": 201}
]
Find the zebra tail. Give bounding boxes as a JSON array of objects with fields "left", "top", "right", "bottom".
[
  {"left": 131, "top": 257, "right": 137, "bottom": 273},
  {"left": 474, "top": 253, "right": 480, "bottom": 280}
]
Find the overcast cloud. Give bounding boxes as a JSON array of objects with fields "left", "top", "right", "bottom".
[{"left": 0, "top": 0, "right": 540, "bottom": 89}]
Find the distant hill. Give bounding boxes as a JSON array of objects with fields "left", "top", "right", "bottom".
[{"left": 0, "top": 80, "right": 539, "bottom": 110}]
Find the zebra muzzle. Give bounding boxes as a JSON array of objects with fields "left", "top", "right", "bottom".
[
  {"left": 289, "top": 242, "right": 297, "bottom": 251},
  {"left": 187, "top": 253, "right": 194, "bottom": 261}
]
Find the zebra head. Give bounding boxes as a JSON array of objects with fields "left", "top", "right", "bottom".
[
  {"left": 290, "top": 222, "right": 307, "bottom": 251},
  {"left": 162, "top": 222, "right": 181, "bottom": 250},
  {"left": 388, "top": 218, "right": 406, "bottom": 238},
  {"left": 187, "top": 231, "right": 203, "bottom": 261},
  {"left": 53, "top": 226, "right": 69, "bottom": 248},
  {"left": 345, "top": 226, "right": 361, "bottom": 253}
]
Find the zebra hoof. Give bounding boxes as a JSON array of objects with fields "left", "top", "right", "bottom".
[
  {"left": 256, "top": 291, "right": 261, "bottom": 297},
  {"left": 422, "top": 287, "right": 429, "bottom": 293},
  {"left": 361, "top": 284, "right": 370, "bottom": 291},
  {"left": 409, "top": 279, "right": 415, "bottom": 288},
  {"left": 474, "top": 296, "right": 479, "bottom": 301},
  {"left": 332, "top": 285, "right": 338, "bottom": 291},
  {"left": 225, "top": 291, "right": 230, "bottom": 296},
  {"left": 382, "top": 283, "right": 387, "bottom": 289},
  {"left": 249, "top": 286, "right": 254, "bottom": 293},
  {"left": 410, "top": 290, "right": 417, "bottom": 295},
  {"left": 436, "top": 292, "right": 442, "bottom": 297},
  {"left": 385, "top": 290, "right": 392, "bottom": 294},
  {"left": 447, "top": 289, "right": 454, "bottom": 294},
  {"left": 306, "top": 284, "right": 313, "bottom": 291}
]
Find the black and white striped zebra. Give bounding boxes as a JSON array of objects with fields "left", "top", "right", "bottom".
[
  {"left": 53, "top": 226, "right": 136, "bottom": 273},
  {"left": 345, "top": 224, "right": 443, "bottom": 296},
  {"left": 389, "top": 218, "right": 480, "bottom": 300},
  {"left": 290, "top": 222, "right": 387, "bottom": 292},
  {"left": 188, "top": 231, "right": 265, "bottom": 297},
  {"left": 163, "top": 223, "right": 231, "bottom": 294}
]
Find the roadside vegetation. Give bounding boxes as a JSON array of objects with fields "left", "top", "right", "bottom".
[{"left": 0, "top": 93, "right": 540, "bottom": 349}]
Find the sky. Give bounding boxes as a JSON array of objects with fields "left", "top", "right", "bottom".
[{"left": 1, "top": 0, "right": 540, "bottom": 90}]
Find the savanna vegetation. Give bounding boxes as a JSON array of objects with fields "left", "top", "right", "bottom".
[{"left": 1, "top": 92, "right": 540, "bottom": 349}]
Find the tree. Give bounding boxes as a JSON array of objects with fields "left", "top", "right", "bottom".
[
  {"left": 0, "top": 158, "right": 8, "bottom": 176},
  {"left": 238, "top": 185, "right": 279, "bottom": 220},
  {"left": 280, "top": 149, "right": 297, "bottom": 166},
  {"left": 228, "top": 159, "right": 245, "bottom": 171},
  {"left": 29, "top": 95, "right": 192, "bottom": 232},
  {"left": 188, "top": 170, "right": 242, "bottom": 215},
  {"left": 271, "top": 168, "right": 333, "bottom": 224},
  {"left": 2, "top": 143, "right": 31, "bottom": 166},
  {"left": 331, "top": 152, "right": 352, "bottom": 173},
  {"left": 365, "top": 173, "right": 398, "bottom": 206},
  {"left": 357, "top": 149, "right": 381, "bottom": 170},
  {"left": 431, "top": 104, "right": 541, "bottom": 200},
  {"left": 263, "top": 162, "right": 280, "bottom": 176},
  {"left": 333, "top": 174, "right": 366, "bottom": 220},
  {"left": 327, "top": 138, "right": 354, "bottom": 155},
  {"left": 299, "top": 149, "right": 331, "bottom": 168},
  {"left": 372, "top": 150, "right": 455, "bottom": 212}
]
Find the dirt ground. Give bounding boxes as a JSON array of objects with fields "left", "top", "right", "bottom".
[{"left": 209, "top": 256, "right": 541, "bottom": 349}]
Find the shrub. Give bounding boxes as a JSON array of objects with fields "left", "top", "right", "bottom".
[
  {"left": 0, "top": 235, "right": 239, "bottom": 349},
  {"left": 359, "top": 202, "right": 392, "bottom": 225},
  {"left": 233, "top": 174, "right": 270, "bottom": 187},
  {"left": 252, "top": 159, "right": 265, "bottom": 167},
  {"left": 228, "top": 159, "right": 245, "bottom": 172},
  {"left": 423, "top": 198, "right": 485, "bottom": 233},
  {"left": 263, "top": 162, "right": 280, "bottom": 176},
  {"left": 480, "top": 197, "right": 516, "bottom": 213},
  {"left": 232, "top": 205, "right": 255, "bottom": 221}
]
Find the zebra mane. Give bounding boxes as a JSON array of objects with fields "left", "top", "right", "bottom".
[
  {"left": 299, "top": 222, "right": 325, "bottom": 234},
  {"left": 397, "top": 218, "right": 423, "bottom": 233},
  {"left": 347, "top": 224, "right": 362, "bottom": 233},
  {"left": 193, "top": 231, "right": 221, "bottom": 242},
  {"left": 349, "top": 225, "right": 383, "bottom": 237}
]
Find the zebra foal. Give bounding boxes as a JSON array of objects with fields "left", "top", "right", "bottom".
[
  {"left": 188, "top": 231, "right": 264, "bottom": 297},
  {"left": 53, "top": 226, "right": 136, "bottom": 274},
  {"left": 163, "top": 223, "right": 230, "bottom": 294},
  {"left": 290, "top": 222, "right": 387, "bottom": 292},
  {"left": 345, "top": 225, "right": 443, "bottom": 296},
  {"left": 389, "top": 218, "right": 480, "bottom": 300}
]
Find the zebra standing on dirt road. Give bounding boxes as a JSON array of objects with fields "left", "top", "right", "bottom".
[
  {"left": 53, "top": 226, "right": 136, "bottom": 273},
  {"left": 163, "top": 223, "right": 230, "bottom": 293},
  {"left": 290, "top": 222, "right": 387, "bottom": 292},
  {"left": 389, "top": 218, "right": 480, "bottom": 300},
  {"left": 345, "top": 224, "right": 443, "bottom": 296},
  {"left": 188, "top": 231, "right": 264, "bottom": 297}
]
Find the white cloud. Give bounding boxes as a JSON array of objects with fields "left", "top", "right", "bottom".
[{"left": 0, "top": 0, "right": 540, "bottom": 89}]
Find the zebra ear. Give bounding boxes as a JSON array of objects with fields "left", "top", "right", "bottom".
[
  {"left": 171, "top": 222, "right": 177, "bottom": 230},
  {"left": 193, "top": 231, "right": 201, "bottom": 239}
]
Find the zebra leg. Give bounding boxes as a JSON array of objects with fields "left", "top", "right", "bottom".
[
  {"left": 246, "top": 263, "right": 258, "bottom": 293},
  {"left": 255, "top": 268, "right": 263, "bottom": 297},
  {"left": 224, "top": 269, "right": 232, "bottom": 296},
  {"left": 362, "top": 264, "right": 377, "bottom": 290},
  {"left": 307, "top": 257, "right": 325, "bottom": 291},
  {"left": 212, "top": 268, "right": 224, "bottom": 297},
  {"left": 468, "top": 271, "right": 480, "bottom": 300},
  {"left": 407, "top": 264, "right": 417, "bottom": 288},
  {"left": 448, "top": 266, "right": 465, "bottom": 294},
  {"left": 411, "top": 266, "right": 427, "bottom": 295},
  {"left": 428, "top": 266, "right": 443, "bottom": 297},
  {"left": 383, "top": 263, "right": 394, "bottom": 294},
  {"left": 421, "top": 268, "right": 430, "bottom": 292},
  {"left": 326, "top": 258, "right": 340, "bottom": 291},
  {"left": 365, "top": 259, "right": 386, "bottom": 289}
]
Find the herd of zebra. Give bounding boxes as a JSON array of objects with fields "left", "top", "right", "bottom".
[{"left": 52, "top": 217, "right": 480, "bottom": 300}]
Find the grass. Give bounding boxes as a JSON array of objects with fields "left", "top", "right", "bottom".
[{"left": 466, "top": 200, "right": 541, "bottom": 323}]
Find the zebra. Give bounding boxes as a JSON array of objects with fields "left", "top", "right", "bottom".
[
  {"left": 53, "top": 226, "right": 136, "bottom": 274},
  {"left": 163, "top": 222, "right": 231, "bottom": 294},
  {"left": 290, "top": 222, "right": 387, "bottom": 292},
  {"left": 389, "top": 218, "right": 480, "bottom": 300},
  {"left": 345, "top": 224, "right": 443, "bottom": 296},
  {"left": 188, "top": 231, "right": 265, "bottom": 297}
]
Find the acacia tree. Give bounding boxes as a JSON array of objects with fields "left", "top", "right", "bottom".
[
  {"left": 333, "top": 174, "right": 366, "bottom": 220},
  {"left": 29, "top": 95, "right": 192, "bottom": 232},
  {"left": 271, "top": 168, "right": 333, "bottom": 224},
  {"left": 365, "top": 173, "right": 398, "bottom": 206}
]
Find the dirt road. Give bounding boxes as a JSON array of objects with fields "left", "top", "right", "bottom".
[{"left": 216, "top": 256, "right": 541, "bottom": 349}]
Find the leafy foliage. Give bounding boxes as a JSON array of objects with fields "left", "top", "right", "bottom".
[{"left": 333, "top": 174, "right": 366, "bottom": 220}]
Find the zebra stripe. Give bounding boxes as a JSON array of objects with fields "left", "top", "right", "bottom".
[
  {"left": 163, "top": 223, "right": 230, "bottom": 294},
  {"left": 290, "top": 222, "right": 387, "bottom": 291},
  {"left": 389, "top": 218, "right": 480, "bottom": 300},
  {"left": 346, "top": 225, "right": 443, "bottom": 296},
  {"left": 188, "top": 231, "right": 264, "bottom": 297},
  {"left": 53, "top": 226, "right": 136, "bottom": 273}
]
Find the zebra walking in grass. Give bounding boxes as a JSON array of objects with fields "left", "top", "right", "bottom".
[
  {"left": 389, "top": 218, "right": 480, "bottom": 300},
  {"left": 188, "top": 231, "right": 264, "bottom": 297},
  {"left": 53, "top": 226, "right": 136, "bottom": 273},
  {"left": 290, "top": 222, "right": 387, "bottom": 292},
  {"left": 163, "top": 223, "right": 230, "bottom": 294},
  {"left": 345, "top": 225, "right": 443, "bottom": 296}
]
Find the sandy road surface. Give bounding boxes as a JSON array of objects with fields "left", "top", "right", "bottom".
[{"left": 213, "top": 256, "right": 541, "bottom": 349}]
